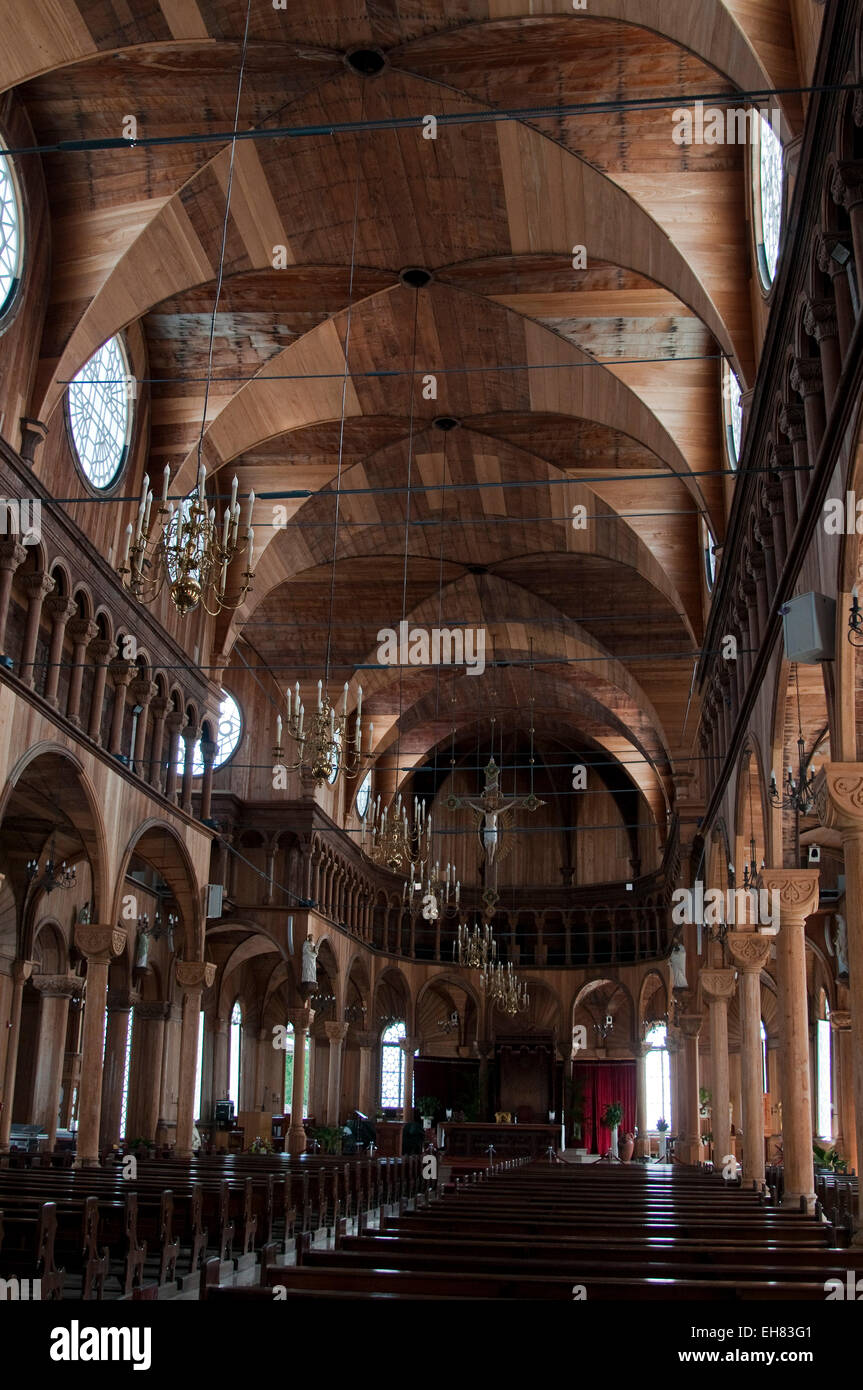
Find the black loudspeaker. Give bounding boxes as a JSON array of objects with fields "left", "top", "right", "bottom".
[{"left": 215, "top": 1100, "right": 234, "bottom": 1129}]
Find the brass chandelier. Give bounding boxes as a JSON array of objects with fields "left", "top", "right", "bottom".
[
  {"left": 481, "top": 959, "right": 530, "bottom": 1016},
  {"left": 406, "top": 854, "right": 460, "bottom": 919},
  {"left": 454, "top": 918, "right": 496, "bottom": 968},
  {"left": 363, "top": 792, "right": 430, "bottom": 874},
  {"left": 273, "top": 680, "right": 370, "bottom": 787},
  {"left": 118, "top": 465, "right": 255, "bottom": 617}
]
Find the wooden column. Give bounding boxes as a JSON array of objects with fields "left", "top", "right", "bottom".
[
  {"left": 759, "top": 869, "right": 819, "bottom": 1211},
  {"left": 174, "top": 960, "right": 215, "bottom": 1158},
  {"left": 831, "top": 1011, "right": 857, "bottom": 1176},
  {"left": 804, "top": 299, "right": 842, "bottom": 408},
  {"left": 128, "top": 1002, "right": 169, "bottom": 1142},
  {"left": 130, "top": 679, "right": 157, "bottom": 780},
  {"left": 790, "top": 359, "right": 826, "bottom": 472},
  {"left": 42, "top": 595, "right": 76, "bottom": 708},
  {"left": 19, "top": 571, "right": 54, "bottom": 690},
  {"left": 324, "top": 1021, "right": 349, "bottom": 1125},
  {"left": 65, "top": 619, "right": 98, "bottom": 726},
  {"left": 108, "top": 660, "right": 133, "bottom": 758},
  {"left": 199, "top": 736, "right": 218, "bottom": 822},
  {"left": 286, "top": 1005, "right": 310, "bottom": 1155},
  {"left": 815, "top": 766, "right": 863, "bottom": 1239},
  {"left": 73, "top": 925, "right": 126, "bottom": 1167},
  {"left": 31, "top": 975, "right": 82, "bottom": 1149},
  {"left": 87, "top": 638, "right": 115, "bottom": 743},
  {"left": 148, "top": 698, "right": 169, "bottom": 791},
  {"left": 180, "top": 725, "right": 198, "bottom": 813},
  {"left": 700, "top": 969, "right": 736, "bottom": 1176},
  {"left": 100, "top": 991, "right": 133, "bottom": 1148},
  {"left": 677, "top": 1013, "right": 703, "bottom": 1165},
  {"left": 164, "top": 711, "right": 185, "bottom": 803},
  {"left": 400, "top": 1035, "right": 420, "bottom": 1123},
  {"left": 0, "top": 959, "right": 36, "bottom": 1152},
  {"left": 635, "top": 1041, "right": 650, "bottom": 1157},
  {"left": 354, "top": 1030, "right": 377, "bottom": 1118},
  {"left": 0, "top": 540, "right": 26, "bottom": 659},
  {"left": 726, "top": 932, "right": 772, "bottom": 1189}
]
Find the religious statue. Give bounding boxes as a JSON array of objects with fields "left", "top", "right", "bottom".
[
  {"left": 445, "top": 757, "right": 543, "bottom": 868},
  {"left": 134, "top": 923, "right": 150, "bottom": 970},
  {"left": 301, "top": 934, "right": 319, "bottom": 985},
  {"left": 77, "top": 901, "right": 91, "bottom": 924},
  {"left": 834, "top": 915, "right": 850, "bottom": 979},
  {"left": 670, "top": 941, "right": 688, "bottom": 990}
]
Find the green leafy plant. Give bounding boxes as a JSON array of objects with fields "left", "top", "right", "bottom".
[
  {"left": 601, "top": 1101, "right": 623, "bottom": 1129},
  {"left": 656, "top": 1118, "right": 669, "bottom": 1133},
  {"left": 813, "top": 1141, "right": 847, "bottom": 1173},
  {"left": 699, "top": 1087, "right": 712, "bottom": 1115},
  {"left": 416, "top": 1096, "right": 439, "bottom": 1118},
  {"left": 312, "top": 1125, "right": 344, "bottom": 1154}
]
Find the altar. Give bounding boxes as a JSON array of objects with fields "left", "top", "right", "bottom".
[{"left": 441, "top": 1121, "right": 560, "bottom": 1159}]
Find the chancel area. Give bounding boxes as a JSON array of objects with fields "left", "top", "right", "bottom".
[{"left": 1, "top": 0, "right": 863, "bottom": 1316}]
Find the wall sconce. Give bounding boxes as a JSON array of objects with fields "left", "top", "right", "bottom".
[{"left": 848, "top": 586, "right": 863, "bottom": 646}]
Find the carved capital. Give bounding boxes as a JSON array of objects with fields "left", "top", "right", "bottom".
[
  {"left": 353, "top": 1030, "right": 378, "bottom": 1050},
  {"left": 814, "top": 764, "right": 863, "bottom": 838},
  {"left": 109, "top": 659, "right": 134, "bottom": 688},
  {"left": 324, "top": 1020, "right": 349, "bottom": 1044},
  {"left": 779, "top": 402, "right": 807, "bottom": 441},
  {"left": 44, "top": 595, "right": 76, "bottom": 625},
  {"left": 130, "top": 679, "right": 157, "bottom": 707},
  {"left": 726, "top": 931, "right": 772, "bottom": 973},
  {"left": 149, "top": 697, "right": 170, "bottom": 720},
  {"left": 22, "top": 572, "right": 54, "bottom": 602},
  {"left": 285, "top": 1005, "right": 311, "bottom": 1033},
  {"left": 75, "top": 923, "right": 127, "bottom": 962},
  {"left": 830, "top": 1010, "right": 852, "bottom": 1031},
  {"left": 165, "top": 709, "right": 187, "bottom": 734},
  {"left": 790, "top": 358, "right": 823, "bottom": 399},
  {"left": 11, "top": 958, "right": 37, "bottom": 985},
  {"left": 199, "top": 737, "right": 218, "bottom": 767},
  {"left": 135, "top": 1001, "right": 172, "bottom": 1022},
  {"left": 700, "top": 968, "right": 736, "bottom": 1003},
  {"left": 88, "top": 638, "right": 116, "bottom": 666},
  {"left": 832, "top": 161, "right": 863, "bottom": 211},
  {"left": 804, "top": 298, "right": 838, "bottom": 343},
  {"left": 32, "top": 973, "right": 83, "bottom": 1000},
  {"left": 175, "top": 960, "right": 216, "bottom": 992},
  {"left": 107, "top": 989, "right": 134, "bottom": 1011},
  {"left": 758, "top": 868, "right": 820, "bottom": 924},
  {"left": 399, "top": 1035, "right": 421, "bottom": 1054},
  {"left": 68, "top": 618, "right": 99, "bottom": 648},
  {"left": 0, "top": 540, "right": 28, "bottom": 572},
  {"left": 678, "top": 1012, "right": 703, "bottom": 1039}
]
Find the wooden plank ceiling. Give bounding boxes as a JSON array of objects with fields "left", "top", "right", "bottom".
[{"left": 5, "top": 0, "right": 805, "bottom": 854}]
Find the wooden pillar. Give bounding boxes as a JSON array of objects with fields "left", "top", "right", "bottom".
[
  {"left": 148, "top": 698, "right": 169, "bottom": 791},
  {"left": 164, "top": 711, "right": 185, "bottom": 803},
  {"left": 87, "top": 639, "right": 115, "bottom": 743},
  {"left": 42, "top": 595, "right": 76, "bottom": 708},
  {"left": 73, "top": 925, "right": 126, "bottom": 1167},
  {"left": 635, "top": 1041, "right": 650, "bottom": 1157},
  {"left": 726, "top": 932, "right": 772, "bottom": 1189},
  {"left": 100, "top": 991, "right": 133, "bottom": 1148},
  {"left": 831, "top": 1011, "right": 857, "bottom": 1175},
  {"left": 400, "top": 1035, "right": 420, "bottom": 1124},
  {"left": 677, "top": 1013, "right": 703, "bottom": 1165},
  {"left": 130, "top": 679, "right": 157, "bottom": 780},
  {"left": 324, "top": 1021, "right": 349, "bottom": 1125},
  {"left": 355, "top": 1030, "right": 377, "bottom": 1117},
  {"left": 65, "top": 619, "right": 98, "bottom": 726},
  {"left": 108, "top": 660, "right": 133, "bottom": 757},
  {"left": 19, "top": 572, "right": 54, "bottom": 689},
  {"left": 0, "top": 960, "right": 36, "bottom": 1151},
  {"left": 180, "top": 725, "right": 198, "bottom": 813},
  {"left": 199, "top": 736, "right": 218, "bottom": 822},
  {"left": 701, "top": 969, "right": 736, "bottom": 1176},
  {"left": 174, "top": 960, "right": 215, "bottom": 1158},
  {"left": 0, "top": 540, "right": 26, "bottom": 659},
  {"left": 815, "top": 767, "right": 863, "bottom": 1237},
  {"left": 128, "top": 1002, "right": 169, "bottom": 1142},
  {"left": 760, "top": 870, "right": 819, "bottom": 1211},
  {"left": 804, "top": 299, "right": 842, "bottom": 408}
]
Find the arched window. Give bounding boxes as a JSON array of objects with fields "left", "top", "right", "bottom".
[
  {"left": 0, "top": 138, "right": 23, "bottom": 322},
  {"left": 644, "top": 1023, "right": 672, "bottom": 1131},
  {"left": 380, "top": 1020, "right": 407, "bottom": 1110},
  {"left": 356, "top": 770, "right": 372, "bottom": 820},
  {"left": 702, "top": 517, "right": 717, "bottom": 592},
  {"left": 816, "top": 998, "right": 832, "bottom": 1140},
  {"left": 327, "top": 724, "right": 341, "bottom": 786},
  {"left": 178, "top": 690, "right": 243, "bottom": 777},
  {"left": 67, "top": 336, "right": 132, "bottom": 489},
  {"left": 118, "top": 1009, "right": 134, "bottom": 1140},
  {"left": 722, "top": 362, "right": 743, "bottom": 468},
  {"left": 283, "top": 1021, "right": 310, "bottom": 1118},
  {"left": 753, "top": 111, "right": 784, "bottom": 290},
  {"left": 228, "top": 1000, "right": 243, "bottom": 1112},
  {"left": 194, "top": 1009, "right": 205, "bottom": 1122},
  {"left": 760, "top": 1020, "right": 768, "bottom": 1094}
]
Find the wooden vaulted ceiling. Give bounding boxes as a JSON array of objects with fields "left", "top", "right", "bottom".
[{"left": 5, "top": 0, "right": 806, "bottom": 847}]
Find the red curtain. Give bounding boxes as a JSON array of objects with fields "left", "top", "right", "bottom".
[{"left": 574, "top": 1061, "right": 637, "bottom": 1154}]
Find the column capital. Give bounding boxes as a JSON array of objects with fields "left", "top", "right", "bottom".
[
  {"left": 107, "top": 989, "right": 134, "bottom": 1011},
  {"left": 830, "top": 1010, "right": 852, "bottom": 1031},
  {"left": 175, "top": 960, "right": 216, "bottom": 992},
  {"left": 285, "top": 1005, "right": 311, "bottom": 1031},
  {"left": 778, "top": 401, "right": 807, "bottom": 441},
  {"left": 804, "top": 298, "right": 839, "bottom": 343},
  {"left": 11, "top": 958, "right": 38, "bottom": 984},
  {"left": 726, "top": 931, "right": 772, "bottom": 973},
  {"left": 135, "top": 1001, "right": 171, "bottom": 1022},
  {"left": 130, "top": 678, "right": 157, "bottom": 707},
  {"left": 814, "top": 763, "right": 863, "bottom": 835},
  {"left": 88, "top": 637, "right": 115, "bottom": 666},
  {"left": 353, "top": 1030, "right": 378, "bottom": 1050},
  {"left": 324, "top": 1020, "right": 349, "bottom": 1044},
  {"left": 109, "top": 658, "right": 134, "bottom": 688},
  {"left": 181, "top": 722, "right": 200, "bottom": 746},
  {"left": 832, "top": 160, "right": 863, "bottom": 211},
  {"left": 165, "top": 708, "right": 187, "bottom": 734},
  {"left": 149, "top": 696, "right": 170, "bottom": 720},
  {"left": 22, "top": 571, "right": 54, "bottom": 600},
  {"left": 0, "top": 539, "right": 28, "bottom": 572},
  {"left": 32, "top": 973, "right": 83, "bottom": 999},
  {"left": 68, "top": 617, "right": 98, "bottom": 647},
  {"left": 700, "top": 968, "right": 736, "bottom": 1003},
  {"left": 399, "top": 1035, "right": 421, "bottom": 1054},
  {"left": 758, "top": 868, "right": 819, "bottom": 923},
  {"left": 789, "top": 357, "right": 824, "bottom": 399},
  {"left": 44, "top": 594, "right": 76, "bottom": 623},
  {"left": 75, "top": 923, "right": 127, "bottom": 962},
  {"left": 678, "top": 1012, "right": 703, "bottom": 1039}
]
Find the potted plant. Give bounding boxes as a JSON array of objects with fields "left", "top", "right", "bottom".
[
  {"left": 311, "top": 1125, "right": 344, "bottom": 1155},
  {"left": 699, "top": 1087, "right": 712, "bottom": 1118},
  {"left": 417, "top": 1096, "right": 439, "bottom": 1130},
  {"left": 656, "top": 1117, "right": 669, "bottom": 1160},
  {"left": 813, "top": 1142, "right": 847, "bottom": 1174},
  {"left": 601, "top": 1101, "right": 623, "bottom": 1159}
]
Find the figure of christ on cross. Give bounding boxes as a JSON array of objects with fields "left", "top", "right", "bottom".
[{"left": 445, "top": 757, "right": 543, "bottom": 870}]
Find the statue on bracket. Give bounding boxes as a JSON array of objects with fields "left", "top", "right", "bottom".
[
  {"left": 300, "top": 933, "right": 320, "bottom": 999},
  {"left": 669, "top": 939, "right": 688, "bottom": 991}
]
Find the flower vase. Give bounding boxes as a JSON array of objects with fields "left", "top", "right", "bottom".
[
  {"left": 610, "top": 1124, "right": 619, "bottom": 1159},
  {"left": 658, "top": 1134, "right": 668, "bottom": 1160}
]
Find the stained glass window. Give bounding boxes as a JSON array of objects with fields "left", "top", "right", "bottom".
[
  {"left": 356, "top": 770, "right": 371, "bottom": 819},
  {"left": 702, "top": 518, "right": 717, "bottom": 591},
  {"left": 68, "top": 336, "right": 132, "bottom": 488},
  {"left": 723, "top": 363, "right": 743, "bottom": 468},
  {"left": 754, "top": 112, "right": 784, "bottom": 289},
  {"left": 118, "top": 1009, "right": 134, "bottom": 1140},
  {"left": 816, "top": 1002, "right": 832, "bottom": 1141},
  {"left": 380, "top": 1020, "right": 406, "bottom": 1109},
  {"left": 0, "top": 140, "right": 22, "bottom": 320},
  {"left": 179, "top": 690, "right": 242, "bottom": 777}
]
